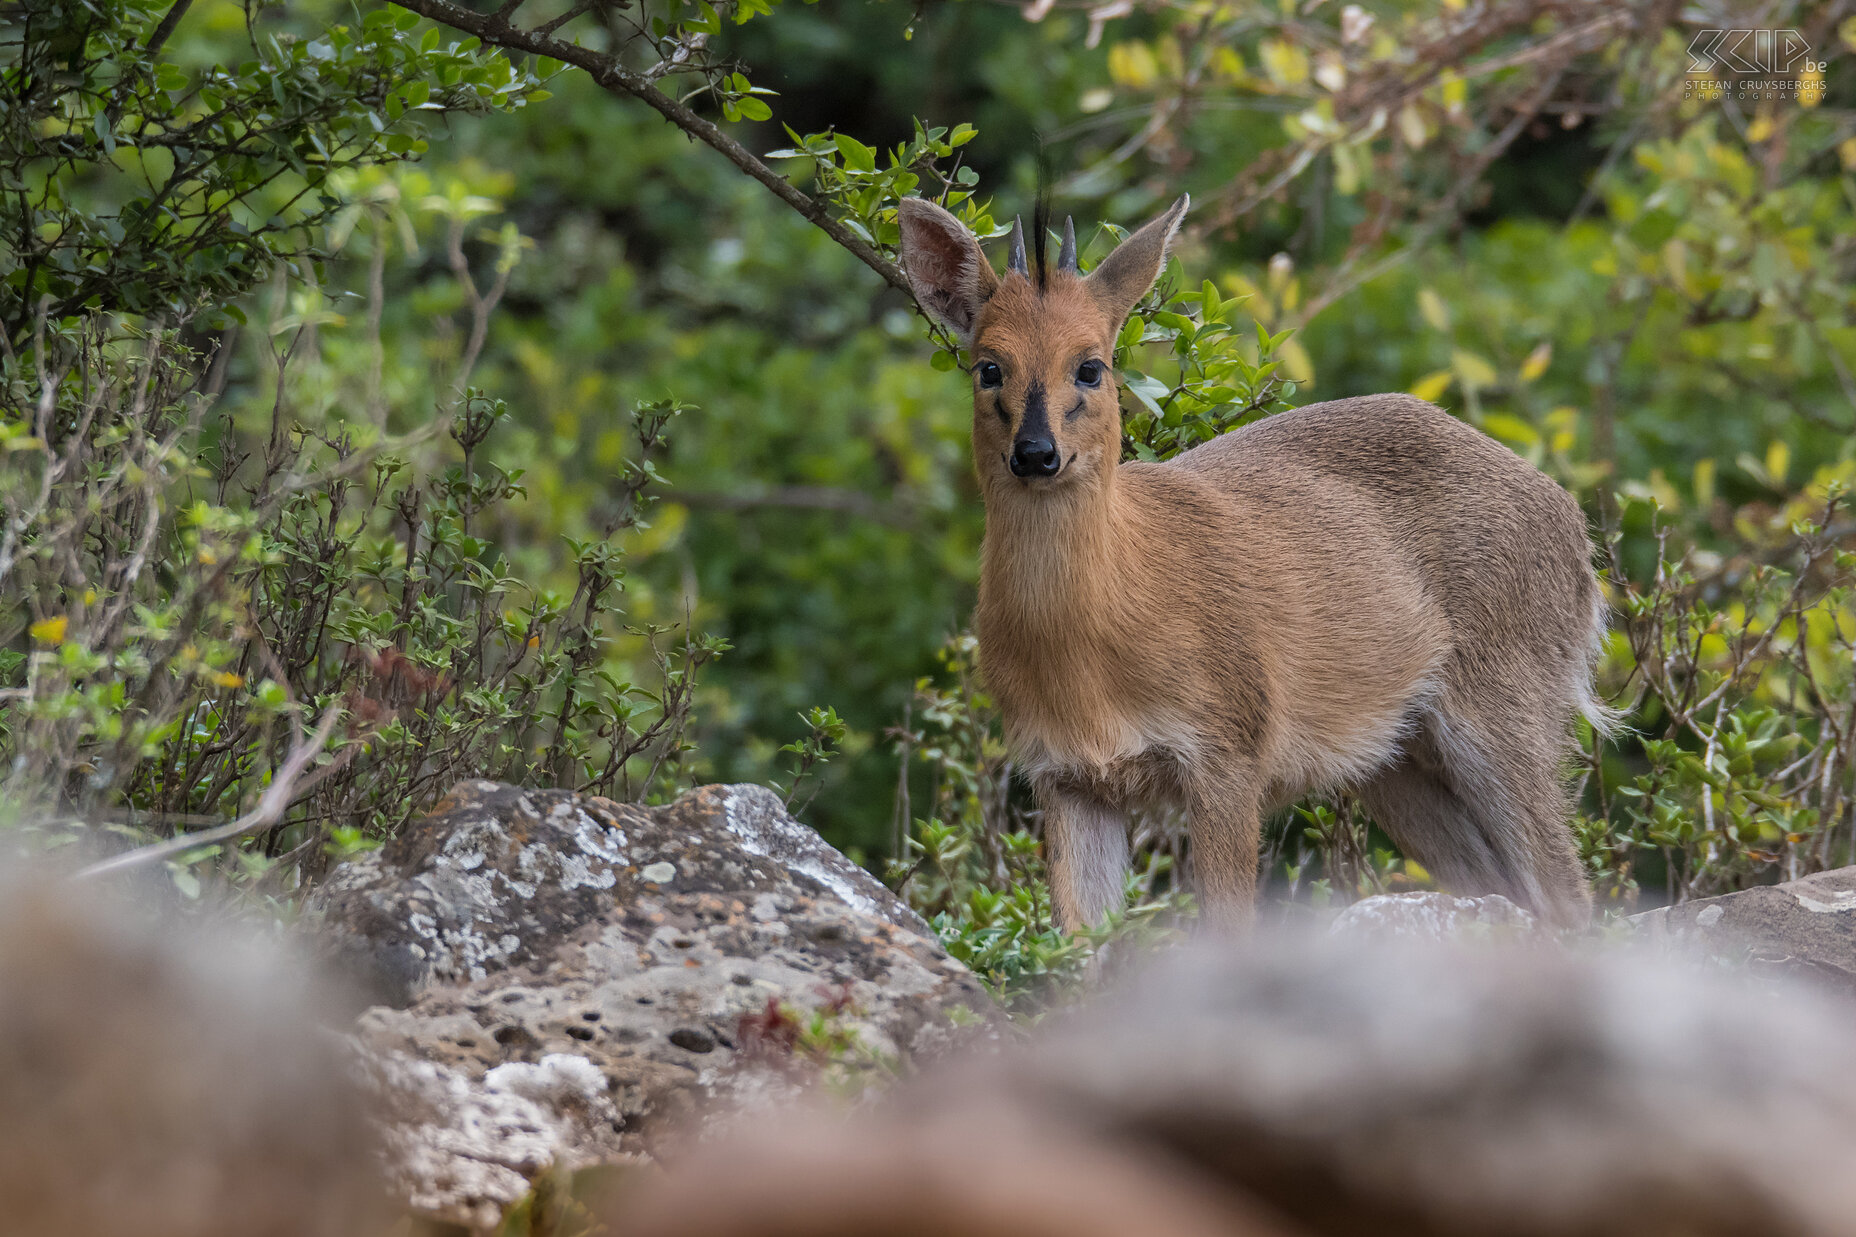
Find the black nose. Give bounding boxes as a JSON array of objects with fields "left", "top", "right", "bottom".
[{"left": 1010, "top": 437, "right": 1061, "bottom": 478}]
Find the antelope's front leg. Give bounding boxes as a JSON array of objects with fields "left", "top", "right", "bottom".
[
  {"left": 1037, "top": 783, "right": 1131, "bottom": 933},
  {"left": 1187, "top": 774, "right": 1264, "bottom": 933}
]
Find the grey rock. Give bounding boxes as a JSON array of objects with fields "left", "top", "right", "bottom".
[
  {"left": 316, "top": 780, "right": 928, "bottom": 1007},
  {"left": 1629, "top": 866, "right": 1856, "bottom": 990},
  {"left": 1329, "top": 890, "right": 1536, "bottom": 941},
  {"left": 319, "top": 781, "right": 991, "bottom": 1228}
]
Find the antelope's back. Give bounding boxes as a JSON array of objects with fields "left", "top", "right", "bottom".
[{"left": 1169, "top": 393, "right": 1599, "bottom": 650}]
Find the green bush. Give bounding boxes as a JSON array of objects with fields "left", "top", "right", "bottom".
[{"left": 0, "top": 0, "right": 720, "bottom": 894}]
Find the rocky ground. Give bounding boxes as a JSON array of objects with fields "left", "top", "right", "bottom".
[{"left": 309, "top": 780, "right": 1856, "bottom": 1231}]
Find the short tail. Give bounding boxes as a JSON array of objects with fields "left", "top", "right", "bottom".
[{"left": 1576, "top": 584, "right": 1626, "bottom": 742}]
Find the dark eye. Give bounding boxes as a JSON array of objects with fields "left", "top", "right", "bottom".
[
  {"left": 977, "top": 361, "right": 1003, "bottom": 388},
  {"left": 1075, "top": 360, "right": 1104, "bottom": 387}
]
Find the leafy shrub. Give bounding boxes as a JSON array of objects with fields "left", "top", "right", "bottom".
[
  {"left": 1, "top": 299, "right": 722, "bottom": 890},
  {"left": 1581, "top": 483, "right": 1856, "bottom": 907}
]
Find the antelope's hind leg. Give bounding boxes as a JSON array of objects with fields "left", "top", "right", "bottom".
[
  {"left": 1360, "top": 720, "right": 1590, "bottom": 928},
  {"left": 1357, "top": 755, "right": 1524, "bottom": 904},
  {"left": 1039, "top": 785, "right": 1131, "bottom": 932}
]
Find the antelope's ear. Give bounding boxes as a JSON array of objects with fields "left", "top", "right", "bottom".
[
  {"left": 1085, "top": 193, "right": 1189, "bottom": 328},
  {"left": 897, "top": 198, "right": 1000, "bottom": 347}
]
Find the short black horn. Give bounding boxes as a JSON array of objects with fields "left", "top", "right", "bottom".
[
  {"left": 1058, "top": 216, "right": 1078, "bottom": 273},
  {"left": 1007, "top": 216, "right": 1027, "bottom": 275}
]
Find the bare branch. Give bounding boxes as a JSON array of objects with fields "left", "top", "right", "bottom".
[
  {"left": 73, "top": 706, "right": 348, "bottom": 880},
  {"left": 143, "top": 0, "right": 196, "bottom": 60}
]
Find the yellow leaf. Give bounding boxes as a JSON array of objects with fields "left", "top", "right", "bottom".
[
  {"left": 1280, "top": 337, "right": 1315, "bottom": 386},
  {"left": 1417, "top": 288, "right": 1450, "bottom": 332},
  {"left": 1258, "top": 38, "right": 1308, "bottom": 87},
  {"left": 1108, "top": 41, "right": 1158, "bottom": 90},
  {"left": 29, "top": 616, "right": 67, "bottom": 645},
  {"left": 1545, "top": 407, "right": 1580, "bottom": 454},
  {"left": 1519, "top": 341, "right": 1552, "bottom": 383},
  {"left": 1438, "top": 70, "right": 1466, "bottom": 116},
  {"left": 1332, "top": 143, "right": 1360, "bottom": 196},
  {"left": 1767, "top": 439, "right": 1791, "bottom": 487},
  {"left": 1483, "top": 414, "right": 1539, "bottom": 447},
  {"left": 211, "top": 671, "right": 245, "bottom": 689},
  {"left": 1746, "top": 113, "right": 1774, "bottom": 143},
  {"left": 1397, "top": 104, "right": 1427, "bottom": 149},
  {"left": 1693, "top": 457, "right": 1716, "bottom": 508},
  {"left": 1451, "top": 349, "right": 1498, "bottom": 391},
  {"left": 1661, "top": 238, "right": 1692, "bottom": 296},
  {"left": 1403, "top": 859, "right": 1432, "bottom": 885},
  {"left": 1647, "top": 468, "right": 1682, "bottom": 512},
  {"left": 1839, "top": 138, "right": 1856, "bottom": 171},
  {"left": 1800, "top": 68, "right": 1826, "bottom": 108},
  {"left": 1409, "top": 369, "right": 1454, "bottom": 403}
]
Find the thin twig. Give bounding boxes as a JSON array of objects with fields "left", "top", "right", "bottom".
[{"left": 73, "top": 706, "right": 347, "bottom": 879}]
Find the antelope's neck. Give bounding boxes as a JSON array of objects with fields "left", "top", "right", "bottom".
[
  {"left": 977, "top": 466, "right": 1131, "bottom": 643},
  {"left": 977, "top": 466, "right": 1183, "bottom": 778}
]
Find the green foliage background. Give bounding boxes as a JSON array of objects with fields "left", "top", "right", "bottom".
[{"left": 7, "top": 0, "right": 1856, "bottom": 937}]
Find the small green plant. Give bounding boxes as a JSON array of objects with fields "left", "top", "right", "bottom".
[
  {"left": 778, "top": 705, "right": 848, "bottom": 813},
  {"left": 735, "top": 987, "right": 902, "bottom": 1097},
  {"left": 1272, "top": 793, "right": 1414, "bottom": 911}
]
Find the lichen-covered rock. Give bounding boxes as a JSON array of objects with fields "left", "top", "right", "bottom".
[
  {"left": 317, "top": 781, "right": 992, "bottom": 1229},
  {"left": 1328, "top": 891, "right": 1536, "bottom": 941},
  {"left": 1629, "top": 867, "right": 1856, "bottom": 991},
  {"left": 317, "top": 780, "right": 930, "bottom": 1007}
]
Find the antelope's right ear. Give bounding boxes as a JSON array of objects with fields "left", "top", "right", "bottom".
[
  {"left": 1086, "top": 193, "right": 1189, "bottom": 329},
  {"left": 897, "top": 198, "right": 1000, "bottom": 347}
]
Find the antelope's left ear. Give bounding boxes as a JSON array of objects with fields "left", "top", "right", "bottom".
[
  {"left": 1085, "top": 194, "right": 1189, "bottom": 328},
  {"left": 896, "top": 198, "right": 1001, "bottom": 347}
]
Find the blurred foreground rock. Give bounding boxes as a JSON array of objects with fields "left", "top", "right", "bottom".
[
  {"left": 318, "top": 780, "right": 991, "bottom": 1229},
  {"left": 614, "top": 935, "right": 1856, "bottom": 1237},
  {"left": 0, "top": 875, "right": 388, "bottom": 1237},
  {"left": 1629, "top": 866, "right": 1856, "bottom": 991}
]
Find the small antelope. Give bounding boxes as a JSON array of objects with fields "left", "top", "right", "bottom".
[{"left": 896, "top": 194, "right": 1608, "bottom": 932}]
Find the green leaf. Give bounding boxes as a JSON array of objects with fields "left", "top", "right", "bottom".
[
  {"left": 834, "top": 133, "right": 876, "bottom": 173},
  {"left": 1124, "top": 372, "right": 1171, "bottom": 416}
]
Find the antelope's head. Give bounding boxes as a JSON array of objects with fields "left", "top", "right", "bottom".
[{"left": 897, "top": 195, "right": 1187, "bottom": 497}]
